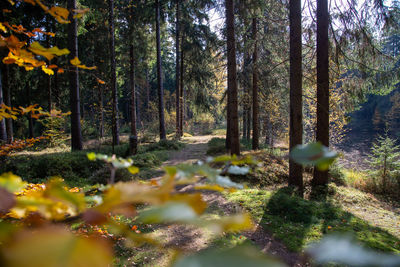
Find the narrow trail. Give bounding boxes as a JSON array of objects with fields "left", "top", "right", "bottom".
[{"left": 152, "top": 135, "right": 308, "bottom": 267}]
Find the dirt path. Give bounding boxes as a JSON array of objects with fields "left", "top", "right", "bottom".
[{"left": 152, "top": 135, "right": 308, "bottom": 267}]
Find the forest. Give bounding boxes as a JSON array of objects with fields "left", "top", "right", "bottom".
[{"left": 0, "top": 0, "right": 399, "bottom": 266}]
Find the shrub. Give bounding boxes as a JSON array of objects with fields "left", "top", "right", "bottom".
[
  {"left": 143, "top": 139, "right": 184, "bottom": 152},
  {"left": 207, "top": 137, "right": 227, "bottom": 155}
]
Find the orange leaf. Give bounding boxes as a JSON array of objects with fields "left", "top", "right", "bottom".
[
  {"left": 97, "top": 78, "right": 105, "bottom": 84},
  {"left": 57, "top": 68, "right": 64, "bottom": 74}
]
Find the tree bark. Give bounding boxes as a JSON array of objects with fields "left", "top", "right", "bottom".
[
  {"left": 26, "top": 84, "right": 34, "bottom": 138},
  {"left": 252, "top": 17, "right": 259, "bottom": 150},
  {"left": 313, "top": 0, "right": 330, "bottom": 186},
  {"left": 179, "top": 41, "right": 184, "bottom": 137},
  {"left": 99, "top": 85, "right": 104, "bottom": 138},
  {"left": 108, "top": 0, "right": 120, "bottom": 152},
  {"left": 0, "top": 67, "right": 6, "bottom": 142},
  {"left": 68, "top": 0, "right": 83, "bottom": 151},
  {"left": 156, "top": 0, "right": 166, "bottom": 140},
  {"left": 289, "top": 0, "right": 304, "bottom": 195},
  {"left": 129, "top": 44, "right": 137, "bottom": 155},
  {"left": 225, "top": 0, "right": 240, "bottom": 155},
  {"left": 2, "top": 65, "right": 13, "bottom": 144},
  {"left": 46, "top": 23, "right": 52, "bottom": 113},
  {"left": 175, "top": 0, "right": 181, "bottom": 139}
]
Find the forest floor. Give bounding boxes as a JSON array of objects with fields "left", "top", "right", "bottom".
[
  {"left": 117, "top": 135, "right": 307, "bottom": 266},
  {"left": 115, "top": 134, "right": 400, "bottom": 267}
]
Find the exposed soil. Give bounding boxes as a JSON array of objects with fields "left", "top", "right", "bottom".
[{"left": 150, "top": 135, "right": 309, "bottom": 266}]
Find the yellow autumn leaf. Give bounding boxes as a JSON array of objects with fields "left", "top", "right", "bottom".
[
  {"left": 41, "top": 65, "right": 54, "bottom": 75},
  {"left": 19, "top": 104, "right": 39, "bottom": 115},
  {"left": 70, "top": 57, "right": 96, "bottom": 70},
  {"left": 77, "top": 64, "right": 97, "bottom": 70},
  {"left": 70, "top": 56, "right": 81, "bottom": 66},
  {"left": 194, "top": 184, "right": 225, "bottom": 192},
  {"left": 50, "top": 6, "right": 69, "bottom": 20},
  {"left": 0, "top": 22, "right": 7, "bottom": 33},
  {"left": 29, "top": 42, "right": 69, "bottom": 60}
]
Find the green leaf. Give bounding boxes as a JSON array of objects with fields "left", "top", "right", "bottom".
[
  {"left": 173, "top": 244, "right": 286, "bottom": 267},
  {"left": 227, "top": 166, "right": 249, "bottom": 175},
  {"left": 0, "top": 172, "right": 27, "bottom": 193},
  {"left": 290, "top": 142, "right": 338, "bottom": 171},
  {"left": 216, "top": 176, "right": 243, "bottom": 189},
  {"left": 87, "top": 152, "right": 96, "bottom": 161},
  {"left": 137, "top": 202, "right": 198, "bottom": 224},
  {"left": 307, "top": 235, "right": 400, "bottom": 266},
  {"left": 127, "top": 166, "right": 139, "bottom": 175}
]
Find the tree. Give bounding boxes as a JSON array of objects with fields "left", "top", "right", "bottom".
[
  {"left": 288, "top": 0, "right": 303, "bottom": 194},
  {"left": 225, "top": 0, "right": 240, "bottom": 155},
  {"left": 109, "top": 0, "right": 119, "bottom": 152},
  {"left": 156, "top": 0, "right": 166, "bottom": 140},
  {"left": 313, "top": 0, "right": 330, "bottom": 186},
  {"left": 0, "top": 67, "right": 6, "bottom": 142},
  {"left": 175, "top": 0, "right": 181, "bottom": 139},
  {"left": 252, "top": 17, "right": 259, "bottom": 150},
  {"left": 68, "top": 0, "right": 83, "bottom": 151},
  {"left": 129, "top": 3, "right": 137, "bottom": 155},
  {"left": 367, "top": 133, "right": 400, "bottom": 193}
]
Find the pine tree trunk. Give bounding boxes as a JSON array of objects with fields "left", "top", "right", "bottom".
[
  {"left": 0, "top": 67, "right": 6, "bottom": 142},
  {"left": 26, "top": 84, "right": 34, "bottom": 138},
  {"left": 175, "top": 0, "right": 181, "bottom": 139},
  {"left": 99, "top": 86, "right": 104, "bottom": 138},
  {"left": 46, "top": 25, "right": 52, "bottom": 113},
  {"left": 156, "top": 0, "right": 166, "bottom": 140},
  {"left": 54, "top": 57, "right": 60, "bottom": 108},
  {"left": 68, "top": 0, "right": 83, "bottom": 151},
  {"left": 3, "top": 65, "right": 13, "bottom": 144},
  {"left": 108, "top": 0, "right": 120, "bottom": 152},
  {"left": 129, "top": 44, "right": 137, "bottom": 155},
  {"left": 252, "top": 17, "right": 259, "bottom": 150},
  {"left": 179, "top": 44, "right": 184, "bottom": 137},
  {"left": 289, "top": 0, "right": 304, "bottom": 195},
  {"left": 225, "top": 0, "right": 240, "bottom": 155},
  {"left": 313, "top": 0, "right": 330, "bottom": 186}
]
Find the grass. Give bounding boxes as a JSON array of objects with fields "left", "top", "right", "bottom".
[{"left": 225, "top": 187, "right": 400, "bottom": 253}]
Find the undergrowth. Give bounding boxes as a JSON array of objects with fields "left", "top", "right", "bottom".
[
  {"left": 0, "top": 139, "right": 184, "bottom": 186},
  {"left": 226, "top": 187, "right": 400, "bottom": 253}
]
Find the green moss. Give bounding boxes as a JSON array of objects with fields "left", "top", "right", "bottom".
[{"left": 226, "top": 188, "right": 400, "bottom": 253}]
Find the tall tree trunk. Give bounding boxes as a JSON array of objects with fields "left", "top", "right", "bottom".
[
  {"left": 47, "top": 23, "right": 52, "bottom": 113},
  {"left": 109, "top": 0, "right": 119, "bottom": 152},
  {"left": 225, "top": 0, "right": 240, "bottom": 155},
  {"left": 145, "top": 68, "right": 150, "bottom": 112},
  {"left": 99, "top": 86, "right": 104, "bottom": 138},
  {"left": 243, "top": 39, "right": 251, "bottom": 141},
  {"left": 289, "top": 0, "right": 304, "bottom": 195},
  {"left": 0, "top": 67, "right": 6, "bottom": 142},
  {"left": 3, "top": 65, "right": 13, "bottom": 144},
  {"left": 252, "top": 17, "right": 259, "bottom": 150},
  {"left": 68, "top": 0, "right": 83, "bottom": 151},
  {"left": 179, "top": 46, "right": 184, "bottom": 137},
  {"left": 26, "top": 84, "right": 34, "bottom": 138},
  {"left": 54, "top": 57, "right": 60, "bottom": 108},
  {"left": 156, "top": 0, "right": 166, "bottom": 140},
  {"left": 313, "top": 0, "right": 330, "bottom": 186},
  {"left": 175, "top": 0, "right": 181, "bottom": 138},
  {"left": 129, "top": 45, "right": 137, "bottom": 155}
]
